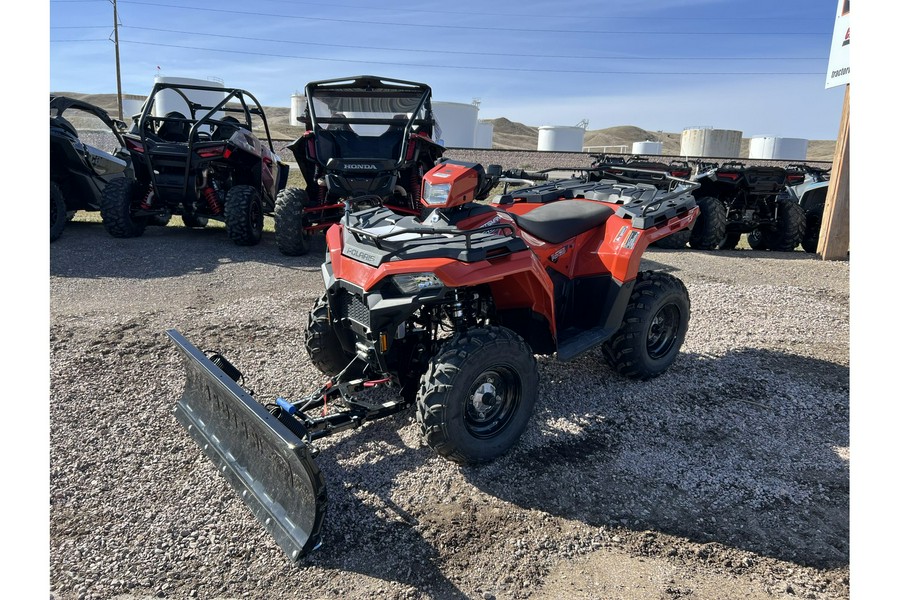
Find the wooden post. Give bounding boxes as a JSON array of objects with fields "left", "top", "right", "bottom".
[{"left": 817, "top": 84, "right": 850, "bottom": 260}]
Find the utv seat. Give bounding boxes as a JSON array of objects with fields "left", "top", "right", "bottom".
[
  {"left": 157, "top": 112, "right": 190, "bottom": 143},
  {"left": 511, "top": 200, "right": 615, "bottom": 244}
]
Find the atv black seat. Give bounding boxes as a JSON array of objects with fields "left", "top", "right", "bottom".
[
  {"left": 157, "top": 112, "right": 189, "bottom": 143},
  {"left": 512, "top": 200, "right": 615, "bottom": 244}
]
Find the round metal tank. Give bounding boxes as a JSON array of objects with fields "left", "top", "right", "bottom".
[
  {"left": 538, "top": 126, "right": 585, "bottom": 152},
  {"left": 475, "top": 121, "right": 494, "bottom": 149},
  {"left": 748, "top": 136, "right": 808, "bottom": 160},
  {"left": 679, "top": 127, "right": 742, "bottom": 158},
  {"left": 152, "top": 75, "right": 227, "bottom": 121},
  {"left": 632, "top": 140, "right": 663, "bottom": 155},
  {"left": 432, "top": 101, "right": 478, "bottom": 147},
  {"left": 290, "top": 93, "right": 306, "bottom": 127}
]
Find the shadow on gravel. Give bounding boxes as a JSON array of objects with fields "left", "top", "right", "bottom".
[
  {"left": 464, "top": 347, "right": 849, "bottom": 570},
  {"left": 50, "top": 220, "right": 329, "bottom": 279}
]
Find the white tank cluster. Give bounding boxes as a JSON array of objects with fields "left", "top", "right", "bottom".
[
  {"left": 748, "top": 136, "right": 808, "bottom": 160},
  {"left": 432, "top": 101, "right": 479, "bottom": 147},
  {"left": 632, "top": 140, "right": 663, "bottom": 155},
  {"left": 680, "top": 127, "right": 742, "bottom": 158},
  {"left": 537, "top": 125, "right": 586, "bottom": 152},
  {"left": 290, "top": 92, "right": 306, "bottom": 127},
  {"left": 152, "top": 75, "right": 227, "bottom": 122},
  {"left": 474, "top": 121, "right": 494, "bottom": 149}
]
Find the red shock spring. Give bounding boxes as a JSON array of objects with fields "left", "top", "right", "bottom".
[
  {"left": 409, "top": 163, "right": 422, "bottom": 204},
  {"left": 203, "top": 186, "right": 222, "bottom": 215},
  {"left": 140, "top": 188, "right": 154, "bottom": 209}
]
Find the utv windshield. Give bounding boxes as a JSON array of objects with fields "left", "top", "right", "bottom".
[{"left": 306, "top": 78, "right": 432, "bottom": 162}]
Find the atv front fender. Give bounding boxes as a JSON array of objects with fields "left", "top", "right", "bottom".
[{"left": 167, "top": 329, "right": 327, "bottom": 561}]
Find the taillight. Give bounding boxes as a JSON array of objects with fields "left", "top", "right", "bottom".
[
  {"left": 786, "top": 174, "right": 805, "bottom": 184},
  {"left": 608, "top": 169, "right": 624, "bottom": 175},
  {"left": 196, "top": 144, "right": 225, "bottom": 158},
  {"left": 670, "top": 170, "right": 690, "bottom": 178},
  {"left": 124, "top": 137, "right": 144, "bottom": 153},
  {"left": 717, "top": 172, "right": 740, "bottom": 181}
]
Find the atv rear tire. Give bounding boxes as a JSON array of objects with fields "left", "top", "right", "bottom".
[
  {"left": 416, "top": 326, "right": 537, "bottom": 465},
  {"left": 225, "top": 185, "right": 264, "bottom": 246},
  {"left": 305, "top": 295, "right": 354, "bottom": 377},
  {"left": 100, "top": 177, "right": 147, "bottom": 238},
  {"left": 717, "top": 232, "right": 742, "bottom": 250},
  {"left": 602, "top": 271, "right": 690, "bottom": 380},
  {"left": 275, "top": 187, "right": 312, "bottom": 256},
  {"left": 768, "top": 200, "right": 806, "bottom": 252},
  {"left": 802, "top": 206, "right": 823, "bottom": 254},
  {"left": 688, "top": 196, "right": 726, "bottom": 250},
  {"left": 654, "top": 228, "right": 690, "bottom": 250},
  {"left": 51, "top": 182, "right": 67, "bottom": 242}
]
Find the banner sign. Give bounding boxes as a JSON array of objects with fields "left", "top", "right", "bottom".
[{"left": 825, "top": 0, "right": 850, "bottom": 89}]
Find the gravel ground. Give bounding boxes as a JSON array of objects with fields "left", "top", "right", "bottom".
[{"left": 50, "top": 218, "right": 849, "bottom": 600}]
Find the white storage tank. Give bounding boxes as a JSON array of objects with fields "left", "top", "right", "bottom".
[
  {"left": 290, "top": 93, "right": 306, "bottom": 127},
  {"left": 432, "top": 101, "right": 478, "bottom": 147},
  {"left": 748, "top": 136, "right": 808, "bottom": 160},
  {"left": 680, "top": 127, "right": 742, "bottom": 158},
  {"left": 152, "top": 75, "right": 227, "bottom": 122},
  {"left": 475, "top": 121, "right": 494, "bottom": 149},
  {"left": 121, "top": 97, "right": 146, "bottom": 121},
  {"left": 538, "top": 125, "right": 586, "bottom": 152},
  {"left": 632, "top": 140, "right": 663, "bottom": 155}
]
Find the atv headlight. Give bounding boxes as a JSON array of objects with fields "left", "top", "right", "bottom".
[
  {"left": 390, "top": 273, "right": 444, "bottom": 295},
  {"left": 422, "top": 181, "right": 451, "bottom": 206}
]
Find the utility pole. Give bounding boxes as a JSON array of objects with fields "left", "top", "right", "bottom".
[{"left": 112, "top": 0, "right": 123, "bottom": 120}]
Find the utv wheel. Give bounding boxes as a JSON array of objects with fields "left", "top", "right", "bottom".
[
  {"left": 50, "top": 182, "right": 67, "bottom": 242},
  {"left": 747, "top": 228, "right": 769, "bottom": 250},
  {"left": 416, "top": 326, "right": 537, "bottom": 465},
  {"left": 717, "top": 232, "right": 742, "bottom": 250},
  {"left": 275, "top": 187, "right": 312, "bottom": 256},
  {"left": 100, "top": 177, "right": 147, "bottom": 238},
  {"left": 654, "top": 228, "right": 690, "bottom": 250},
  {"left": 182, "top": 213, "right": 208, "bottom": 228},
  {"left": 305, "top": 294, "right": 354, "bottom": 377},
  {"left": 768, "top": 201, "right": 806, "bottom": 252},
  {"left": 688, "top": 196, "right": 727, "bottom": 250},
  {"left": 225, "top": 185, "right": 264, "bottom": 246},
  {"left": 602, "top": 271, "right": 690, "bottom": 380},
  {"left": 802, "top": 207, "right": 823, "bottom": 254}
]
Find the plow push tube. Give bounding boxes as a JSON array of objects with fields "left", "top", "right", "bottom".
[{"left": 167, "top": 329, "right": 327, "bottom": 562}]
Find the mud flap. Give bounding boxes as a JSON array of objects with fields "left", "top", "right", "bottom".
[{"left": 167, "top": 329, "right": 327, "bottom": 562}]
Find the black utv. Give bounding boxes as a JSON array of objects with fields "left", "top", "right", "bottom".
[
  {"left": 50, "top": 95, "right": 133, "bottom": 241},
  {"left": 104, "top": 82, "right": 288, "bottom": 245}
]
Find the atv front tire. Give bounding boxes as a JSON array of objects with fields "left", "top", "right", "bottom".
[
  {"left": 688, "top": 196, "right": 726, "bottom": 250},
  {"left": 654, "top": 228, "right": 690, "bottom": 250},
  {"left": 416, "top": 326, "right": 537, "bottom": 465},
  {"left": 225, "top": 185, "right": 264, "bottom": 246},
  {"left": 602, "top": 271, "right": 690, "bottom": 380},
  {"left": 100, "top": 177, "right": 147, "bottom": 238},
  {"left": 275, "top": 187, "right": 312, "bottom": 256},
  {"left": 50, "top": 181, "right": 67, "bottom": 242},
  {"left": 305, "top": 294, "right": 354, "bottom": 377},
  {"left": 768, "top": 200, "right": 806, "bottom": 252}
]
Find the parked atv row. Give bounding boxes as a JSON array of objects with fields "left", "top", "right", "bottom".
[{"left": 169, "top": 158, "right": 702, "bottom": 560}]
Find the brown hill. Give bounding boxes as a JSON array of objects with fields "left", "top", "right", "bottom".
[{"left": 52, "top": 92, "right": 836, "bottom": 161}]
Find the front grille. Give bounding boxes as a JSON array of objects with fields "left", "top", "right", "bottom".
[{"left": 335, "top": 291, "right": 370, "bottom": 329}]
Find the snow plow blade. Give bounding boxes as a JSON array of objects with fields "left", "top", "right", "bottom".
[{"left": 167, "top": 329, "right": 327, "bottom": 562}]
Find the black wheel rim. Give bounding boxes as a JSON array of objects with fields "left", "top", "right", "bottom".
[
  {"left": 464, "top": 367, "right": 520, "bottom": 439},
  {"left": 647, "top": 304, "right": 681, "bottom": 360}
]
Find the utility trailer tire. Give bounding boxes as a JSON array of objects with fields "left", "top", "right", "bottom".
[
  {"left": 717, "top": 232, "right": 742, "bottom": 250},
  {"left": 654, "top": 228, "right": 690, "bottom": 249},
  {"left": 50, "top": 181, "right": 67, "bottom": 242},
  {"left": 688, "top": 196, "right": 726, "bottom": 250},
  {"left": 305, "top": 294, "right": 353, "bottom": 377},
  {"left": 768, "top": 200, "right": 806, "bottom": 252},
  {"left": 602, "top": 271, "right": 690, "bottom": 380},
  {"left": 225, "top": 185, "right": 264, "bottom": 246},
  {"left": 417, "top": 326, "right": 537, "bottom": 465},
  {"left": 182, "top": 213, "right": 208, "bottom": 228},
  {"left": 747, "top": 228, "right": 769, "bottom": 250},
  {"left": 275, "top": 187, "right": 312, "bottom": 256},
  {"left": 100, "top": 177, "right": 147, "bottom": 238}
]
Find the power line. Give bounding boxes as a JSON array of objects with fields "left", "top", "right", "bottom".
[
  {"left": 118, "top": 25, "right": 828, "bottom": 61},
  {"left": 119, "top": 39, "right": 824, "bottom": 75},
  {"left": 114, "top": 1, "right": 831, "bottom": 35}
]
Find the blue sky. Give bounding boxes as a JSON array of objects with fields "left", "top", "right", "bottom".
[{"left": 48, "top": 0, "right": 846, "bottom": 140}]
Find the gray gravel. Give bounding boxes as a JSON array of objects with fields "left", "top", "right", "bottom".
[{"left": 50, "top": 220, "right": 849, "bottom": 600}]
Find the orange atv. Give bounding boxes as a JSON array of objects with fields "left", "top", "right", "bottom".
[{"left": 167, "top": 160, "right": 700, "bottom": 561}]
